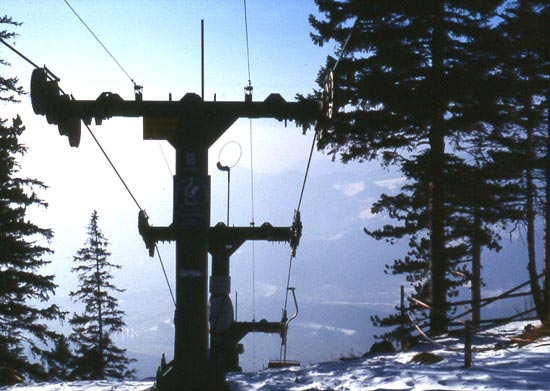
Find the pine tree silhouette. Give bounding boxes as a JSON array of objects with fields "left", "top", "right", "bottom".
[
  {"left": 310, "top": 0, "right": 507, "bottom": 334},
  {"left": 43, "top": 335, "right": 74, "bottom": 381},
  {"left": 69, "top": 211, "right": 135, "bottom": 380},
  {"left": 0, "top": 16, "right": 65, "bottom": 382}
]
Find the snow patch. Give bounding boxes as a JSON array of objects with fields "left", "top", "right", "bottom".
[
  {"left": 299, "top": 322, "right": 357, "bottom": 336},
  {"left": 5, "top": 321, "right": 550, "bottom": 391},
  {"left": 6, "top": 381, "right": 153, "bottom": 391}
]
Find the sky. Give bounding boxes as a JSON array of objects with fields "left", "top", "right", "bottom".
[
  {"left": 1, "top": 1, "right": 335, "bottom": 287},
  {"left": 0, "top": 0, "right": 539, "bottom": 377}
]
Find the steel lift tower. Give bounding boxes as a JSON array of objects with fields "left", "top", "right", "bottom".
[{"left": 30, "top": 67, "right": 325, "bottom": 390}]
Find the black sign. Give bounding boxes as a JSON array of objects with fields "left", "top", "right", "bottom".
[{"left": 174, "top": 175, "right": 210, "bottom": 228}]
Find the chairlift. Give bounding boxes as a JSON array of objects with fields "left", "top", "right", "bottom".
[{"left": 268, "top": 287, "right": 301, "bottom": 369}]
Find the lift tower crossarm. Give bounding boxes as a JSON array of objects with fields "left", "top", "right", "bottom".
[
  {"left": 37, "top": 93, "right": 319, "bottom": 122},
  {"left": 31, "top": 68, "right": 319, "bottom": 148},
  {"left": 138, "top": 214, "right": 298, "bottom": 258}
]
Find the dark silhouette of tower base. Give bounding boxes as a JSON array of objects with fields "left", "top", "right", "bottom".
[{"left": 30, "top": 67, "right": 320, "bottom": 391}]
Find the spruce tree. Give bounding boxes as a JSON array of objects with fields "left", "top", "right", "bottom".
[
  {"left": 0, "top": 16, "right": 64, "bottom": 381},
  {"left": 494, "top": 0, "right": 549, "bottom": 322},
  {"left": 510, "top": 0, "right": 548, "bottom": 323},
  {"left": 310, "top": 0, "right": 505, "bottom": 334},
  {"left": 69, "top": 211, "right": 135, "bottom": 380},
  {"left": 367, "top": 152, "right": 510, "bottom": 337},
  {"left": 43, "top": 335, "right": 74, "bottom": 381}
]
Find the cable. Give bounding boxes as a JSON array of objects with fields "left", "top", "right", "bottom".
[
  {"left": 84, "top": 120, "right": 177, "bottom": 307},
  {"left": 249, "top": 123, "right": 256, "bottom": 228},
  {"left": 278, "top": 131, "right": 318, "bottom": 363},
  {"left": 0, "top": 37, "right": 41, "bottom": 70},
  {"left": 243, "top": 0, "right": 252, "bottom": 86},
  {"left": 320, "top": 16, "right": 360, "bottom": 108},
  {"left": 158, "top": 142, "right": 173, "bottom": 177},
  {"left": 242, "top": 0, "right": 257, "bottom": 369},
  {"left": 63, "top": 0, "right": 139, "bottom": 89},
  {"left": 57, "top": 2, "right": 177, "bottom": 305},
  {"left": 85, "top": 114, "right": 177, "bottom": 307},
  {"left": 296, "top": 130, "right": 318, "bottom": 212},
  {"left": 2, "top": 39, "right": 175, "bottom": 307},
  {"left": 155, "top": 244, "right": 176, "bottom": 306},
  {"left": 283, "top": 131, "right": 317, "bottom": 307},
  {"left": 244, "top": 0, "right": 255, "bottom": 226},
  {"left": 84, "top": 122, "right": 143, "bottom": 211},
  {"left": 1, "top": 38, "right": 139, "bottom": 201},
  {"left": 82, "top": 109, "right": 176, "bottom": 308},
  {"left": 330, "top": 17, "right": 360, "bottom": 77}
]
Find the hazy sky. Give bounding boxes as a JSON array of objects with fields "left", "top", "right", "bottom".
[
  {"left": 1, "top": 0, "right": 533, "bottom": 374},
  {"left": 2, "top": 0, "right": 378, "bottom": 371},
  {"left": 2, "top": 0, "right": 336, "bottom": 281}
]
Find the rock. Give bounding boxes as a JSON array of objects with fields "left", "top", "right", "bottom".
[{"left": 410, "top": 352, "right": 444, "bottom": 365}]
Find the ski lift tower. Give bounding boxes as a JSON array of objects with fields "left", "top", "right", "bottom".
[{"left": 30, "top": 68, "right": 323, "bottom": 390}]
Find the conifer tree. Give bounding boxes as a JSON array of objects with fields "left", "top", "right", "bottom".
[
  {"left": 310, "top": 0, "right": 505, "bottom": 334},
  {"left": 367, "top": 152, "right": 510, "bottom": 336},
  {"left": 0, "top": 16, "right": 64, "bottom": 381},
  {"left": 43, "top": 335, "right": 74, "bottom": 381},
  {"left": 493, "top": 0, "right": 549, "bottom": 322},
  {"left": 69, "top": 211, "right": 135, "bottom": 380}
]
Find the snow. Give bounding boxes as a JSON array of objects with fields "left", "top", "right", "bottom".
[
  {"left": 3, "top": 382, "right": 154, "bottom": 391},
  {"left": 3, "top": 321, "right": 549, "bottom": 391}
]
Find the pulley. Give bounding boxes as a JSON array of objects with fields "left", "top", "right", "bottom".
[
  {"left": 58, "top": 116, "right": 81, "bottom": 148},
  {"left": 30, "top": 68, "right": 52, "bottom": 115},
  {"left": 138, "top": 210, "right": 155, "bottom": 257},
  {"left": 134, "top": 84, "right": 143, "bottom": 102},
  {"left": 30, "top": 68, "right": 82, "bottom": 148},
  {"left": 244, "top": 83, "right": 253, "bottom": 103}
]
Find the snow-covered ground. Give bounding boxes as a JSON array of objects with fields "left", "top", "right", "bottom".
[{"left": 4, "top": 321, "right": 549, "bottom": 391}]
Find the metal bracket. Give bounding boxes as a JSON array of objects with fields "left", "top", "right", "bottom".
[
  {"left": 290, "top": 210, "right": 302, "bottom": 257},
  {"left": 137, "top": 214, "right": 299, "bottom": 258}
]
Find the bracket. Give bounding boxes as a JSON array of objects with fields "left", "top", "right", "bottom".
[{"left": 138, "top": 210, "right": 300, "bottom": 257}]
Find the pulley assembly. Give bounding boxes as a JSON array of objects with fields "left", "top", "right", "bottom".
[{"left": 31, "top": 68, "right": 81, "bottom": 147}]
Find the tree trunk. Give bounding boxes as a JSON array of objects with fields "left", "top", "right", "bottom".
[
  {"left": 429, "top": 134, "right": 448, "bottom": 335},
  {"left": 525, "top": 101, "right": 545, "bottom": 321},
  {"left": 96, "top": 249, "right": 104, "bottom": 380},
  {"left": 471, "top": 204, "right": 482, "bottom": 328},
  {"left": 544, "top": 93, "right": 550, "bottom": 324},
  {"left": 428, "top": 2, "right": 449, "bottom": 335}
]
